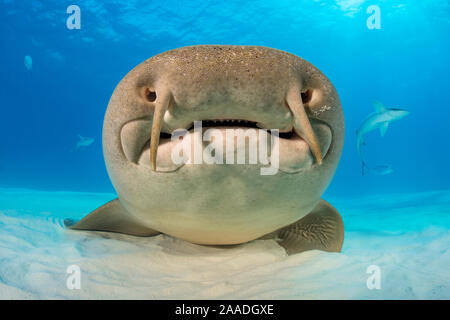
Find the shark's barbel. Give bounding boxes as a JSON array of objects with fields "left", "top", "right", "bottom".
[{"left": 150, "top": 91, "right": 172, "bottom": 171}]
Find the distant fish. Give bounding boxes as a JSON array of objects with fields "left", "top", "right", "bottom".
[
  {"left": 24, "top": 55, "right": 32, "bottom": 71},
  {"left": 363, "top": 164, "right": 394, "bottom": 176},
  {"left": 72, "top": 135, "right": 94, "bottom": 151},
  {"left": 356, "top": 101, "right": 409, "bottom": 175}
]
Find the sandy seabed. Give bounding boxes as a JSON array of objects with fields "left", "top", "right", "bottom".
[{"left": 0, "top": 187, "right": 449, "bottom": 299}]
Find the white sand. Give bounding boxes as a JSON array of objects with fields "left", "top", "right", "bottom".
[{"left": 0, "top": 188, "right": 449, "bottom": 299}]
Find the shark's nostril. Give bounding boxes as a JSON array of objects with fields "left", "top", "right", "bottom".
[
  {"left": 301, "top": 89, "right": 313, "bottom": 105},
  {"left": 144, "top": 88, "right": 157, "bottom": 102}
]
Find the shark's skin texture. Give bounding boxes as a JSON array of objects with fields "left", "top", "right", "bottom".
[{"left": 68, "top": 45, "right": 345, "bottom": 254}]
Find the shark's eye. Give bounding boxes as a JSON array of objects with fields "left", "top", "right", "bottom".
[{"left": 144, "top": 88, "right": 157, "bottom": 102}]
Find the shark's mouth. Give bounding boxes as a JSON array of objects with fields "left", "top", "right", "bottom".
[
  {"left": 185, "top": 119, "right": 295, "bottom": 138},
  {"left": 120, "top": 114, "right": 332, "bottom": 173}
]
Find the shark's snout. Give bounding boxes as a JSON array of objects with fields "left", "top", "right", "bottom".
[
  {"left": 111, "top": 46, "right": 342, "bottom": 176},
  {"left": 120, "top": 96, "right": 332, "bottom": 174},
  {"left": 136, "top": 83, "right": 327, "bottom": 171}
]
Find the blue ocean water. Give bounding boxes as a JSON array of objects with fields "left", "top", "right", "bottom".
[
  {"left": 0, "top": 1, "right": 449, "bottom": 299},
  {"left": 1, "top": 0, "right": 448, "bottom": 195}
]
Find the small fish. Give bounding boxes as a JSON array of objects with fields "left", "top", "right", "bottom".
[
  {"left": 73, "top": 135, "right": 94, "bottom": 151},
  {"left": 356, "top": 101, "right": 409, "bottom": 175},
  {"left": 363, "top": 164, "right": 394, "bottom": 176},
  {"left": 24, "top": 55, "right": 32, "bottom": 71}
]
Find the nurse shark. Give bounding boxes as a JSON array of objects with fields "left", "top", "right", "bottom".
[{"left": 66, "top": 45, "right": 345, "bottom": 255}]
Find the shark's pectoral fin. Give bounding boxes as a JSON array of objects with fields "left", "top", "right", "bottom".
[
  {"left": 380, "top": 121, "right": 389, "bottom": 137},
  {"left": 265, "top": 200, "right": 344, "bottom": 255},
  {"left": 64, "top": 198, "right": 160, "bottom": 237}
]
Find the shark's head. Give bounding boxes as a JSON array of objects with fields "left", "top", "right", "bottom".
[
  {"left": 385, "top": 108, "right": 410, "bottom": 121},
  {"left": 102, "top": 46, "right": 345, "bottom": 244}
]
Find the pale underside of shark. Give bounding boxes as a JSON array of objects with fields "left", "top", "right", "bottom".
[{"left": 65, "top": 45, "right": 346, "bottom": 255}]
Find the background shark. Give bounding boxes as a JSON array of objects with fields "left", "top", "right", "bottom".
[
  {"left": 356, "top": 101, "right": 409, "bottom": 175},
  {"left": 72, "top": 134, "right": 94, "bottom": 151}
]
